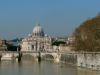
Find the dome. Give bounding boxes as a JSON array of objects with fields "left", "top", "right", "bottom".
[{"left": 32, "top": 23, "right": 44, "bottom": 37}]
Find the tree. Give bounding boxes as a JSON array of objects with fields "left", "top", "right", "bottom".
[
  {"left": 73, "top": 15, "right": 100, "bottom": 52},
  {"left": 52, "top": 40, "right": 66, "bottom": 46}
]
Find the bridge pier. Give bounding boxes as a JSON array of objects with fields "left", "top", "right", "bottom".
[
  {"left": 16, "top": 52, "right": 22, "bottom": 63},
  {"left": 0, "top": 52, "right": 2, "bottom": 61},
  {"left": 54, "top": 54, "right": 61, "bottom": 63},
  {"left": 37, "top": 52, "right": 41, "bottom": 62},
  {"left": 54, "top": 58, "right": 60, "bottom": 63},
  {"left": 0, "top": 55, "right": 1, "bottom": 61}
]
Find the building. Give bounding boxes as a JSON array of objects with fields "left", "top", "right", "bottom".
[
  {"left": 0, "top": 39, "right": 7, "bottom": 51},
  {"left": 20, "top": 23, "right": 53, "bottom": 52}
]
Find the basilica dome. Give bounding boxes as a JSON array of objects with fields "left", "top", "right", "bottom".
[{"left": 32, "top": 24, "right": 44, "bottom": 37}]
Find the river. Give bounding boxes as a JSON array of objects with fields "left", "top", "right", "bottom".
[{"left": 0, "top": 61, "right": 100, "bottom": 75}]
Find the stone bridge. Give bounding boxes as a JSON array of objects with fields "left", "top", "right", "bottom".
[
  {"left": 21, "top": 51, "right": 61, "bottom": 62},
  {"left": 0, "top": 51, "right": 61, "bottom": 62},
  {"left": 1, "top": 51, "right": 100, "bottom": 70},
  {"left": 0, "top": 51, "right": 19, "bottom": 57}
]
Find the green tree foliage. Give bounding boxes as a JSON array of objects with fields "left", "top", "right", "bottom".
[
  {"left": 52, "top": 40, "right": 66, "bottom": 46},
  {"left": 73, "top": 15, "right": 100, "bottom": 52},
  {"left": 7, "top": 44, "right": 17, "bottom": 51}
]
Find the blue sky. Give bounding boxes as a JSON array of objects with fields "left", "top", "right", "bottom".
[{"left": 0, "top": 0, "right": 100, "bottom": 39}]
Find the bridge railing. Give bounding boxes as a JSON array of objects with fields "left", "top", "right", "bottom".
[
  {"left": 0, "top": 51, "right": 18, "bottom": 53},
  {"left": 1, "top": 51, "right": 100, "bottom": 54},
  {"left": 60, "top": 51, "right": 100, "bottom": 54},
  {"left": 21, "top": 51, "right": 59, "bottom": 53}
]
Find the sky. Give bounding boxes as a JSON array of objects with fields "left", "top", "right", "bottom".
[{"left": 0, "top": 0, "right": 100, "bottom": 39}]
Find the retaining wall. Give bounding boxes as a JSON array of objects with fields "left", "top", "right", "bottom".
[{"left": 61, "top": 52, "right": 100, "bottom": 70}]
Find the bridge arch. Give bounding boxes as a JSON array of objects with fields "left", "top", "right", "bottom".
[
  {"left": 22, "top": 54, "right": 36, "bottom": 61},
  {"left": 42, "top": 54, "right": 54, "bottom": 60}
]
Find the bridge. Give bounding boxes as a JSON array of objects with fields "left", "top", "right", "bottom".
[
  {"left": 20, "top": 51, "right": 61, "bottom": 62},
  {"left": 0, "top": 51, "right": 61, "bottom": 63},
  {"left": 1, "top": 51, "right": 100, "bottom": 70}
]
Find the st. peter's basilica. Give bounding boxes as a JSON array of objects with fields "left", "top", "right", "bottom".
[{"left": 21, "top": 23, "right": 53, "bottom": 52}]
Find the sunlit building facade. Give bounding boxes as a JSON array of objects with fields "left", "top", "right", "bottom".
[{"left": 21, "top": 24, "right": 53, "bottom": 52}]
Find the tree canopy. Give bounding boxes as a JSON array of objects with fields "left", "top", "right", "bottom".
[
  {"left": 52, "top": 40, "right": 66, "bottom": 46},
  {"left": 73, "top": 15, "right": 100, "bottom": 52}
]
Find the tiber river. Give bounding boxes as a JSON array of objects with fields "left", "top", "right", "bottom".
[{"left": 0, "top": 61, "right": 100, "bottom": 75}]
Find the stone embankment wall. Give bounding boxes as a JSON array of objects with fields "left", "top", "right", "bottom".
[
  {"left": 61, "top": 52, "right": 100, "bottom": 70},
  {"left": 60, "top": 53, "right": 77, "bottom": 64},
  {"left": 77, "top": 53, "right": 100, "bottom": 70}
]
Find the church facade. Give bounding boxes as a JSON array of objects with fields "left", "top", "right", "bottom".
[{"left": 20, "top": 24, "right": 53, "bottom": 52}]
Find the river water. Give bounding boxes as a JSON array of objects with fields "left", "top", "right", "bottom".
[{"left": 0, "top": 61, "right": 100, "bottom": 75}]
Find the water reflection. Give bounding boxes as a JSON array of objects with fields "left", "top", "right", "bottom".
[
  {"left": 0, "top": 61, "right": 99, "bottom": 75},
  {"left": 76, "top": 67, "right": 100, "bottom": 75}
]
